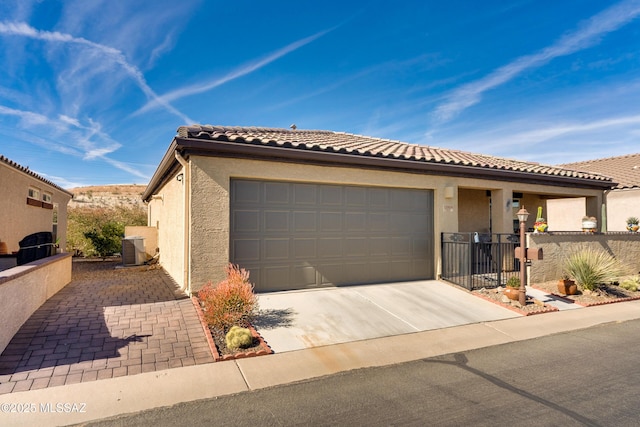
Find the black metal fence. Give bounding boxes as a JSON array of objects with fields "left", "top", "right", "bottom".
[{"left": 441, "top": 232, "right": 521, "bottom": 290}]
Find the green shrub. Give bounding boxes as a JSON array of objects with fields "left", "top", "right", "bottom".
[
  {"left": 506, "top": 276, "right": 520, "bottom": 288},
  {"left": 83, "top": 221, "right": 125, "bottom": 259},
  {"left": 225, "top": 326, "right": 254, "bottom": 350},
  {"left": 67, "top": 206, "right": 146, "bottom": 256},
  {"left": 620, "top": 276, "right": 640, "bottom": 292},
  {"left": 198, "top": 264, "right": 259, "bottom": 331},
  {"left": 563, "top": 248, "right": 623, "bottom": 291}
]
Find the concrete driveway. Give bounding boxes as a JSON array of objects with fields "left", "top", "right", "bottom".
[{"left": 254, "top": 280, "right": 520, "bottom": 353}]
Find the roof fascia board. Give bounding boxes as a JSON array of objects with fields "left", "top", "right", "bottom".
[{"left": 142, "top": 139, "right": 181, "bottom": 201}]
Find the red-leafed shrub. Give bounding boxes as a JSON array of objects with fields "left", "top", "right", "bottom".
[{"left": 198, "top": 264, "right": 259, "bottom": 331}]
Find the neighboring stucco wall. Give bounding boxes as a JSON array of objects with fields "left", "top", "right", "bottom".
[
  {"left": 0, "top": 162, "right": 71, "bottom": 253},
  {"left": 547, "top": 198, "right": 585, "bottom": 231},
  {"left": 182, "top": 156, "right": 605, "bottom": 293},
  {"left": 0, "top": 253, "right": 72, "bottom": 354},
  {"left": 147, "top": 169, "right": 185, "bottom": 290},
  {"left": 528, "top": 233, "right": 640, "bottom": 283},
  {"left": 124, "top": 226, "right": 158, "bottom": 259},
  {"left": 606, "top": 189, "right": 640, "bottom": 231}
]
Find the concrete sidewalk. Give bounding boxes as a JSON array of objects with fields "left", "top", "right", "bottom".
[{"left": 2, "top": 299, "right": 639, "bottom": 427}]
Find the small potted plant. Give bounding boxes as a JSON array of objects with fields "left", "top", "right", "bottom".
[
  {"left": 503, "top": 276, "right": 520, "bottom": 300},
  {"left": 557, "top": 274, "right": 578, "bottom": 295},
  {"left": 626, "top": 217, "right": 639, "bottom": 232},
  {"left": 581, "top": 216, "right": 597, "bottom": 233},
  {"left": 533, "top": 206, "right": 548, "bottom": 233}
]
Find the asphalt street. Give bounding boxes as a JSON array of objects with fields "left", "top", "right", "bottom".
[{"left": 83, "top": 319, "right": 640, "bottom": 427}]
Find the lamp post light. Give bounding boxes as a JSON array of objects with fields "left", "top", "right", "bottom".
[{"left": 517, "top": 206, "right": 529, "bottom": 306}]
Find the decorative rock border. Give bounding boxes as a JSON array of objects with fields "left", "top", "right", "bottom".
[
  {"left": 529, "top": 285, "right": 640, "bottom": 308},
  {"left": 471, "top": 291, "right": 559, "bottom": 316},
  {"left": 190, "top": 296, "right": 272, "bottom": 362}
]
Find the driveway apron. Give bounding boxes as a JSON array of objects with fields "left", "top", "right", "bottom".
[
  {"left": 0, "top": 259, "right": 213, "bottom": 395},
  {"left": 254, "top": 280, "right": 521, "bottom": 352}
]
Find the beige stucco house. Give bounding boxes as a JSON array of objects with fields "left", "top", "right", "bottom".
[
  {"left": 0, "top": 155, "right": 72, "bottom": 257},
  {"left": 142, "top": 125, "right": 614, "bottom": 294},
  {"left": 546, "top": 153, "right": 640, "bottom": 232}
]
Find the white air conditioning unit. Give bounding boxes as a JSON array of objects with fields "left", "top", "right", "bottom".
[{"left": 122, "top": 236, "right": 146, "bottom": 266}]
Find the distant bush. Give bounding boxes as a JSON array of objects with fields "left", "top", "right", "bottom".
[
  {"left": 67, "top": 206, "right": 146, "bottom": 257},
  {"left": 198, "top": 264, "right": 259, "bottom": 331}
]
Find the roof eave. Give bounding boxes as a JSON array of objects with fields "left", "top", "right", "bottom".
[{"left": 152, "top": 138, "right": 614, "bottom": 190}]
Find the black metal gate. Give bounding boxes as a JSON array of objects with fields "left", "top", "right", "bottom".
[{"left": 441, "top": 232, "right": 520, "bottom": 290}]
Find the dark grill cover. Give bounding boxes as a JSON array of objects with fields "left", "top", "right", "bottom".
[{"left": 17, "top": 232, "right": 53, "bottom": 265}]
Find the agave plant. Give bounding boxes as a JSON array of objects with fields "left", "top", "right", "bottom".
[{"left": 563, "top": 248, "right": 623, "bottom": 291}]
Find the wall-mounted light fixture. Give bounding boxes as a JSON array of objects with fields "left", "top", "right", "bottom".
[
  {"left": 176, "top": 173, "right": 184, "bottom": 182},
  {"left": 444, "top": 186, "right": 455, "bottom": 199}
]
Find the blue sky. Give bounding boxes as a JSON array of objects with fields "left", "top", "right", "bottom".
[{"left": 1, "top": 0, "right": 639, "bottom": 188}]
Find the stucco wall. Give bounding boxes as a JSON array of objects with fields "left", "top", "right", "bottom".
[
  {"left": 0, "top": 253, "right": 72, "bottom": 354},
  {"left": 606, "top": 189, "right": 640, "bottom": 231},
  {"left": 0, "top": 162, "right": 71, "bottom": 253},
  {"left": 458, "top": 189, "right": 490, "bottom": 233},
  {"left": 528, "top": 233, "right": 640, "bottom": 283},
  {"left": 148, "top": 169, "right": 185, "bottom": 290},
  {"left": 124, "top": 226, "right": 158, "bottom": 259}
]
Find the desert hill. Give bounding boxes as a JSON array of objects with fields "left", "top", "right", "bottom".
[{"left": 67, "top": 184, "right": 147, "bottom": 210}]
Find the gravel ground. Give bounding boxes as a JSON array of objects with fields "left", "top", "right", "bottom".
[
  {"left": 472, "top": 286, "right": 558, "bottom": 315},
  {"left": 531, "top": 279, "right": 640, "bottom": 306}
]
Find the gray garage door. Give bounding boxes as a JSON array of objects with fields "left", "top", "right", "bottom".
[{"left": 230, "top": 179, "right": 434, "bottom": 292}]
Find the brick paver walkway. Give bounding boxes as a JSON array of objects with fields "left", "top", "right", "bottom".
[{"left": 0, "top": 259, "right": 214, "bottom": 394}]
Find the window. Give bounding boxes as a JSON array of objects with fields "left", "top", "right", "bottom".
[
  {"left": 42, "top": 191, "right": 54, "bottom": 209},
  {"left": 27, "top": 186, "right": 42, "bottom": 207},
  {"left": 28, "top": 187, "right": 40, "bottom": 200}
]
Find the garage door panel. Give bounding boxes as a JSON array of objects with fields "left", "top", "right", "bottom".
[
  {"left": 319, "top": 263, "right": 344, "bottom": 285},
  {"left": 369, "top": 188, "right": 389, "bottom": 207},
  {"left": 264, "top": 211, "right": 289, "bottom": 232},
  {"left": 320, "top": 186, "right": 342, "bottom": 205},
  {"left": 369, "top": 237, "right": 391, "bottom": 256},
  {"left": 233, "top": 239, "right": 260, "bottom": 262},
  {"left": 368, "top": 213, "right": 389, "bottom": 231},
  {"left": 264, "top": 239, "right": 289, "bottom": 260},
  {"left": 294, "top": 265, "right": 317, "bottom": 287},
  {"left": 233, "top": 210, "right": 260, "bottom": 232},
  {"left": 318, "top": 238, "right": 343, "bottom": 257},
  {"left": 320, "top": 212, "right": 342, "bottom": 232},
  {"left": 391, "top": 237, "right": 412, "bottom": 256},
  {"left": 345, "top": 187, "right": 367, "bottom": 206},
  {"left": 293, "top": 211, "right": 317, "bottom": 232},
  {"left": 230, "top": 179, "right": 434, "bottom": 292},
  {"left": 345, "top": 212, "right": 366, "bottom": 231},
  {"left": 293, "top": 238, "right": 316, "bottom": 258},
  {"left": 265, "top": 182, "right": 290, "bottom": 204},
  {"left": 345, "top": 237, "right": 368, "bottom": 257},
  {"left": 232, "top": 180, "right": 261, "bottom": 204},
  {"left": 293, "top": 184, "right": 317, "bottom": 205},
  {"left": 263, "top": 266, "right": 290, "bottom": 290}
]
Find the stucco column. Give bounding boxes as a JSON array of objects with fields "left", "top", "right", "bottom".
[
  {"left": 490, "top": 188, "right": 515, "bottom": 234},
  {"left": 439, "top": 184, "right": 458, "bottom": 233},
  {"left": 585, "top": 194, "right": 602, "bottom": 230}
]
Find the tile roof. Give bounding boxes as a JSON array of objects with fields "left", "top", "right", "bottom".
[
  {"left": 176, "top": 125, "right": 613, "bottom": 183},
  {"left": 0, "top": 154, "right": 73, "bottom": 196},
  {"left": 560, "top": 153, "right": 640, "bottom": 189}
]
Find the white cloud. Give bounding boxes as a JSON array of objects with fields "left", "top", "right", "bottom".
[
  {"left": 432, "top": 0, "right": 640, "bottom": 122},
  {"left": 0, "top": 21, "right": 194, "bottom": 123},
  {"left": 135, "top": 27, "right": 336, "bottom": 116}
]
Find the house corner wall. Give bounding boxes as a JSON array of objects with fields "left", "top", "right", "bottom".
[{"left": 147, "top": 169, "right": 186, "bottom": 290}]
